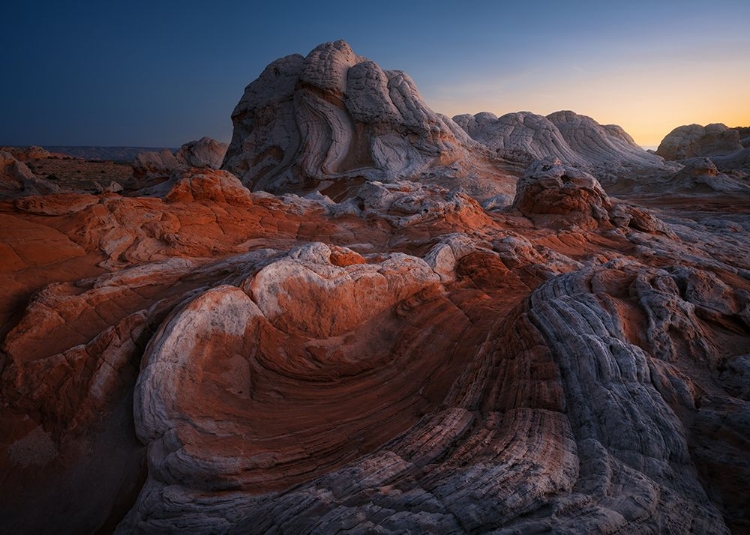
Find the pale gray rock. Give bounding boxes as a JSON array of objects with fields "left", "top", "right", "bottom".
[
  {"left": 713, "top": 146, "right": 750, "bottom": 173},
  {"left": 453, "top": 110, "right": 672, "bottom": 185},
  {"left": 177, "top": 137, "right": 228, "bottom": 169},
  {"left": 657, "top": 123, "right": 743, "bottom": 161},
  {"left": 665, "top": 157, "right": 750, "bottom": 193},
  {"left": 222, "top": 40, "right": 513, "bottom": 200}
]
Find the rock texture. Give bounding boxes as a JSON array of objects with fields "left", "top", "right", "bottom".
[
  {"left": 222, "top": 40, "right": 514, "bottom": 200},
  {"left": 657, "top": 123, "right": 743, "bottom": 161},
  {"left": 2, "top": 41, "right": 750, "bottom": 535},
  {"left": 453, "top": 110, "right": 673, "bottom": 184},
  {"left": 656, "top": 123, "right": 750, "bottom": 176},
  {"left": 133, "top": 137, "right": 228, "bottom": 180},
  {"left": 0, "top": 151, "right": 61, "bottom": 197}
]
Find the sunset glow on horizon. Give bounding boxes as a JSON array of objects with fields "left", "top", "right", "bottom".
[{"left": 2, "top": 0, "right": 748, "bottom": 148}]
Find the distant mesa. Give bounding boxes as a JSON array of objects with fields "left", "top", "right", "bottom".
[
  {"left": 0, "top": 146, "right": 55, "bottom": 162},
  {"left": 42, "top": 146, "right": 174, "bottom": 162}
]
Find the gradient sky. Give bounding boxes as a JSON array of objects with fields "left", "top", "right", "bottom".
[{"left": 2, "top": 0, "right": 748, "bottom": 148}]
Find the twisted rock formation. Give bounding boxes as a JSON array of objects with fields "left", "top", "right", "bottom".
[
  {"left": 2, "top": 41, "right": 750, "bottom": 535},
  {"left": 222, "top": 40, "right": 513, "bottom": 200}
]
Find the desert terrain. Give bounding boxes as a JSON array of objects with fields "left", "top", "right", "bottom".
[{"left": 1, "top": 41, "right": 749, "bottom": 534}]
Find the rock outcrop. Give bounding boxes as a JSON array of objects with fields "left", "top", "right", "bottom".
[
  {"left": 133, "top": 137, "right": 228, "bottom": 180},
  {"left": 2, "top": 42, "right": 750, "bottom": 535},
  {"left": 0, "top": 151, "right": 61, "bottom": 197},
  {"left": 0, "top": 146, "right": 54, "bottom": 161},
  {"left": 222, "top": 40, "right": 514, "bottom": 200},
  {"left": 453, "top": 110, "right": 672, "bottom": 184},
  {"left": 512, "top": 156, "right": 612, "bottom": 226},
  {"left": 664, "top": 157, "right": 750, "bottom": 193},
  {"left": 657, "top": 123, "right": 743, "bottom": 161}
]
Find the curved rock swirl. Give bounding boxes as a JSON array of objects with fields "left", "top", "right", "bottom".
[
  {"left": 453, "top": 110, "right": 674, "bottom": 186},
  {"left": 119, "top": 244, "right": 731, "bottom": 533},
  {"left": 222, "top": 41, "right": 509, "bottom": 199}
]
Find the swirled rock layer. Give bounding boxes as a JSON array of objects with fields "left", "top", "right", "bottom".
[
  {"left": 453, "top": 110, "right": 672, "bottom": 184},
  {"left": 221, "top": 40, "right": 513, "bottom": 200},
  {"left": 2, "top": 44, "right": 750, "bottom": 535}
]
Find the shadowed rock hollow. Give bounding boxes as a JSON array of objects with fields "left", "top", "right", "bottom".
[{"left": 1, "top": 41, "right": 750, "bottom": 535}]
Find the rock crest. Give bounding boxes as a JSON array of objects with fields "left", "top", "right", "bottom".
[
  {"left": 133, "top": 137, "right": 228, "bottom": 180},
  {"left": 222, "top": 40, "right": 513, "bottom": 199},
  {"left": 1, "top": 42, "right": 749, "bottom": 535},
  {"left": 454, "top": 110, "right": 671, "bottom": 183}
]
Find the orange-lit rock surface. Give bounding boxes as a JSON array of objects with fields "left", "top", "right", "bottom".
[{"left": 2, "top": 42, "right": 750, "bottom": 534}]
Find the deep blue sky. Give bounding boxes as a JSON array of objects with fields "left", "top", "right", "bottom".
[{"left": 2, "top": 0, "right": 748, "bottom": 147}]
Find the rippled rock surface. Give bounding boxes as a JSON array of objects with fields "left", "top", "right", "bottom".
[
  {"left": 221, "top": 41, "right": 514, "bottom": 201},
  {"left": 1, "top": 42, "right": 750, "bottom": 535}
]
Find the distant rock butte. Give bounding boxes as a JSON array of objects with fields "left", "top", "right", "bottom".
[
  {"left": 1, "top": 41, "right": 750, "bottom": 535},
  {"left": 656, "top": 123, "right": 750, "bottom": 176}
]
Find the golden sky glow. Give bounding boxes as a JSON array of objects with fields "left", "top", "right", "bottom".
[
  {"left": 423, "top": 47, "right": 750, "bottom": 147},
  {"left": 3, "top": 1, "right": 749, "bottom": 146}
]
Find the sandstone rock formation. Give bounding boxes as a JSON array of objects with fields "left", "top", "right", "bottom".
[
  {"left": 664, "top": 157, "right": 750, "bottom": 193},
  {"left": 0, "top": 151, "right": 61, "bottom": 197},
  {"left": 657, "top": 123, "right": 743, "bottom": 161},
  {"left": 133, "top": 137, "right": 228, "bottom": 180},
  {"left": 656, "top": 123, "right": 750, "bottom": 176},
  {"left": 0, "top": 146, "right": 54, "bottom": 161},
  {"left": 1, "top": 41, "right": 750, "bottom": 535},
  {"left": 222, "top": 40, "right": 514, "bottom": 200},
  {"left": 453, "top": 110, "right": 673, "bottom": 185}
]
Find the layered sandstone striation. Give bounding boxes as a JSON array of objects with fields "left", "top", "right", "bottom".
[
  {"left": 222, "top": 40, "right": 514, "bottom": 200},
  {"left": 2, "top": 41, "right": 750, "bottom": 535},
  {"left": 453, "top": 110, "right": 673, "bottom": 184}
]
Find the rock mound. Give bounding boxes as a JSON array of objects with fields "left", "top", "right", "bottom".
[
  {"left": 453, "top": 110, "right": 670, "bottom": 183},
  {"left": 665, "top": 157, "right": 750, "bottom": 193},
  {"left": 512, "top": 157, "right": 611, "bottom": 224},
  {"left": 657, "top": 123, "right": 743, "bottom": 160},
  {"left": 222, "top": 40, "right": 512, "bottom": 199},
  {"left": 0, "top": 151, "right": 61, "bottom": 197},
  {"left": 133, "top": 137, "right": 228, "bottom": 180}
]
